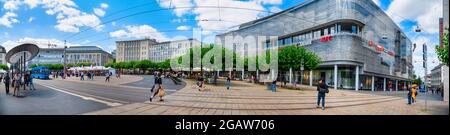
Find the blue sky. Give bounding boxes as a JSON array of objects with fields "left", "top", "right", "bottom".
[{"left": 0, "top": 0, "right": 444, "bottom": 77}]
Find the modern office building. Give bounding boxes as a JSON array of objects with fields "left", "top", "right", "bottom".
[
  {"left": 116, "top": 38, "right": 200, "bottom": 62},
  {"left": 149, "top": 39, "right": 200, "bottom": 62},
  {"left": 28, "top": 48, "right": 64, "bottom": 66},
  {"left": 27, "top": 46, "right": 112, "bottom": 66},
  {"left": 216, "top": 0, "right": 413, "bottom": 91},
  {"left": 115, "top": 38, "right": 158, "bottom": 62},
  {"left": 66, "top": 46, "right": 113, "bottom": 66},
  {"left": 0, "top": 46, "right": 6, "bottom": 65}
]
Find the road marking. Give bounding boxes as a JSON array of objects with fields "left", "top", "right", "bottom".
[{"left": 39, "top": 83, "right": 125, "bottom": 107}]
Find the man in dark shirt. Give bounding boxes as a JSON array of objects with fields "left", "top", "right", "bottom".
[
  {"left": 4, "top": 73, "right": 11, "bottom": 95},
  {"left": 149, "top": 74, "right": 163, "bottom": 102}
]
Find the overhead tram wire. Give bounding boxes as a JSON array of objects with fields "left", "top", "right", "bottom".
[
  {"left": 77, "top": 29, "right": 231, "bottom": 46},
  {"left": 63, "top": 6, "right": 320, "bottom": 42},
  {"left": 61, "top": 0, "right": 173, "bottom": 40},
  {"left": 67, "top": 19, "right": 240, "bottom": 44}
]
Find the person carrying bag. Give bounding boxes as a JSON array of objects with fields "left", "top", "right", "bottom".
[{"left": 316, "top": 79, "right": 329, "bottom": 110}]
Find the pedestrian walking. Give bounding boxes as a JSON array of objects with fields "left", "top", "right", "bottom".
[
  {"left": 407, "top": 84, "right": 412, "bottom": 105},
  {"left": 80, "top": 72, "right": 84, "bottom": 81},
  {"left": 105, "top": 72, "right": 110, "bottom": 82},
  {"left": 0, "top": 74, "right": 3, "bottom": 83},
  {"left": 149, "top": 74, "right": 163, "bottom": 102},
  {"left": 91, "top": 72, "right": 95, "bottom": 80},
  {"left": 226, "top": 76, "right": 231, "bottom": 90},
  {"left": 13, "top": 73, "right": 20, "bottom": 97},
  {"left": 3, "top": 73, "right": 10, "bottom": 95},
  {"left": 316, "top": 79, "right": 329, "bottom": 110},
  {"left": 29, "top": 74, "right": 35, "bottom": 91},
  {"left": 412, "top": 84, "right": 418, "bottom": 103},
  {"left": 197, "top": 73, "right": 204, "bottom": 91},
  {"left": 150, "top": 73, "right": 160, "bottom": 92}
]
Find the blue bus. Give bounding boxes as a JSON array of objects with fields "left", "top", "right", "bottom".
[{"left": 31, "top": 66, "right": 50, "bottom": 79}]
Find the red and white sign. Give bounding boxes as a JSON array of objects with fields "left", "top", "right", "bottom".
[
  {"left": 376, "top": 45, "right": 384, "bottom": 52},
  {"left": 320, "top": 36, "right": 333, "bottom": 42}
]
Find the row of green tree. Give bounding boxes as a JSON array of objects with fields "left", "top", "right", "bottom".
[
  {"left": 105, "top": 59, "right": 171, "bottom": 74},
  {"left": 29, "top": 62, "right": 95, "bottom": 70},
  {"left": 171, "top": 44, "right": 322, "bottom": 73}
]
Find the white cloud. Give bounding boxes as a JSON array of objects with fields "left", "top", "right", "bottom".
[
  {"left": 386, "top": 0, "right": 443, "bottom": 34},
  {"left": 1, "top": 37, "right": 81, "bottom": 52},
  {"left": 55, "top": 13, "right": 102, "bottom": 32},
  {"left": 158, "top": 0, "right": 194, "bottom": 17},
  {"left": 411, "top": 36, "right": 441, "bottom": 78},
  {"left": 0, "top": 0, "right": 105, "bottom": 32},
  {"left": 93, "top": 8, "right": 106, "bottom": 17},
  {"left": 100, "top": 3, "right": 108, "bottom": 9},
  {"left": 24, "top": 0, "right": 39, "bottom": 9},
  {"left": 0, "top": 12, "right": 19, "bottom": 27},
  {"left": 3, "top": 0, "right": 21, "bottom": 10},
  {"left": 109, "top": 25, "right": 168, "bottom": 41},
  {"left": 372, "top": 0, "right": 381, "bottom": 7},
  {"left": 28, "top": 17, "right": 34, "bottom": 22},
  {"left": 176, "top": 25, "right": 191, "bottom": 30},
  {"left": 157, "top": 0, "right": 283, "bottom": 35}
]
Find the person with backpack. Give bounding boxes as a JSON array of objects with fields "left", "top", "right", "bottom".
[
  {"left": 316, "top": 79, "right": 329, "bottom": 110},
  {"left": 407, "top": 84, "right": 412, "bottom": 105},
  {"left": 149, "top": 74, "right": 163, "bottom": 102}
]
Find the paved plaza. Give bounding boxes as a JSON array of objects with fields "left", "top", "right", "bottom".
[{"left": 86, "top": 79, "right": 449, "bottom": 115}]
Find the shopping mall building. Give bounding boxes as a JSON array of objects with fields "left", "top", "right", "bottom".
[{"left": 216, "top": 0, "right": 414, "bottom": 91}]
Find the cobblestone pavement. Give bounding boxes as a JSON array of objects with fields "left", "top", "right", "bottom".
[
  {"left": 57, "top": 75, "right": 144, "bottom": 88},
  {"left": 86, "top": 79, "right": 449, "bottom": 115}
]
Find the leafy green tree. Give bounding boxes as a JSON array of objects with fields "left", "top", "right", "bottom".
[
  {"left": 279, "top": 46, "right": 322, "bottom": 71},
  {"left": 436, "top": 29, "right": 449, "bottom": 66},
  {"left": 0, "top": 64, "right": 9, "bottom": 70}
]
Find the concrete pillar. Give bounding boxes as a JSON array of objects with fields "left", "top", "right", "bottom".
[
  {"left": 256, "top": 70, "right": 259, "bottom": 82},
  {"left": 289, "top": 68, "right": 293, "bottom": 84},
  {"left": 309, "top": 70, "right": 313, "bottom": 86},
  {"left": 383, "top": 78, "right": 386, "bottom": 92},
  {"left": 241, "top": 69, "right": 244, "bottom": 80},
  {"left": 334, "top": 65, "right": 338, "bottom": 90},
  {"left": 355, "top": 66, "right": 359, "bottom": 91},
  {"left": 371, "top": 76, "right": 375, "bottom": 91},
  {"left": 395, "top": 80, "right": 398, "bottom": 91}
]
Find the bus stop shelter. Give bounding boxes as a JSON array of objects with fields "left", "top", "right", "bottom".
[{"left": 5, "top": 43, "right": 40, "bottom": 97}]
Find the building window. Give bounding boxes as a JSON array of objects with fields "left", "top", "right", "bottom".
[
  {"left": 278, "top": 39, "right": 283, "bottom": 46},
  {"left": 339, "top": 23, "right": 359, "bottom": 34},
  {"left": 284, "top": 38, "right": 292, "bottom": 45}
]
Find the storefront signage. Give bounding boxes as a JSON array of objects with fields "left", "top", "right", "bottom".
[
  {"left": 376, "top": 45, "right": 384, "bottom": 52},
  {"left": 319, "top": 36, "right": 333, "bottom": 42}
]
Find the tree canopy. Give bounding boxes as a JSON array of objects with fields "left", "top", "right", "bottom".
[{"left": 278, "top": 46, "right": 322, "bottom": 71}]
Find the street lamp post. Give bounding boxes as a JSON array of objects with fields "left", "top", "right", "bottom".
[
  {"left": 63, "top": 40, "right": 67, "bottom": 79},
  {"left": 415, "top": 25, "right": 428, "bottom": 112}
]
